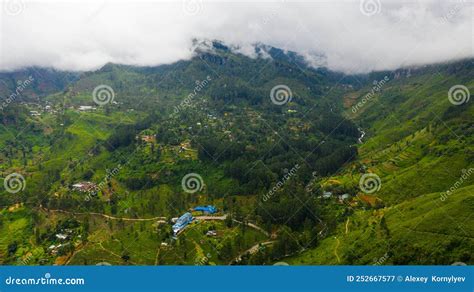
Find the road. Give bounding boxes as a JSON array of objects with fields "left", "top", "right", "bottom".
[
  {"left": 42, "top": 208, "right": 268, "bottom": 237},
  {"left": 43, "top": 208, "right": 167, "bottom": 222},
  {"left": 232, "top": 219, "right": 270, "bottom": 237},
  {"left": 195, "top": 215, "right": 228, "bottom": 220},
  {"left": 334, "top": 237, "right": 341, "bottom": 263},
  {"left": 230, "top": 241, "right": 275, "bottom": 264}
]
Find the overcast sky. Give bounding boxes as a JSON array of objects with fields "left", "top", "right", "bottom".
[{"left": 0, "top": 0, "right": 472, "bottom": 73}]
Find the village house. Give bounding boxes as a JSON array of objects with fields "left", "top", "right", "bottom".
[
  {"left": 78, "top": 105, "right": 96, "bottom": 111},
  {"left": 72, "top": 182, "right": 98, "bottom": 193}
]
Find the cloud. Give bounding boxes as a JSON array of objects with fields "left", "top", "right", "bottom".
[{"left": 0, "top": 0, "right": 472, "bottom": 73}]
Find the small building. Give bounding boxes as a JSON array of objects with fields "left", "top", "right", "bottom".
[
  {"left": 193, "top": 205, "right": 217, "bottom": 214},
  {"left": 72, "top": 182, "right": 97, "bottom": 193},
  {"left": 140, "top": 135, "right": 155, "bottom": 143},
  {"left": 340, "top": 193, "right": 351, "bottom": 200},
  {"left": 172, "top": 212, "right": 193, "bottom": 235},
  {"left": 78, "top": 106, "right": 96, "bottom": 111},
  {"left": 56, "top": 233, "right": 68, "bottom": 240},
  {"left": 321, "top": 191, "right": 333, "bottom": 199},
  {"left": 29, "top": 110, "right": 41, "bottom": 116},
  {"left": 206, "top": 230, "right": 217, "bottom": 237}
]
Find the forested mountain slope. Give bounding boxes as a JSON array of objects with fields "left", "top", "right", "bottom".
[
  {"left": 286, "top": 59, "right": 474, "bottom": 265},
  {"left": 0, "top": 43, "right": 472, "bottom": 266}
]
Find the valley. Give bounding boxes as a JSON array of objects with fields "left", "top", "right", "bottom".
[{"left": 0, "top": 42, "right": 472, "bottom": 266}]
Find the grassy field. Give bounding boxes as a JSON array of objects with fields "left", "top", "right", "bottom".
[{"left": 285, "top": 184, "right": 474, "bottom": 265}]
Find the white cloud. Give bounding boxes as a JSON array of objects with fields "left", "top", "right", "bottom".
[{"left": 0, "top": 0, "right": 472, "bottom": 73}]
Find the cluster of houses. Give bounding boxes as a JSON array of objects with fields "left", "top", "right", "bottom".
[
  {"left": 48, "top": 229, "right": 79, "bottom": 255},
  {"left": 26, "top": 100, "right": 123, "bottom": 117},
  {"left": 318, "top": 191, "right": 352, "bottom": 202},
  {"left": 27, "top": 103, "right": 56, "bottom": 117}
]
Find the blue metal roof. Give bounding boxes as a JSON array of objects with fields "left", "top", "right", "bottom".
[
  {"left": 172, "top": 212, "right": 193, "bottom": 234},
  {"left": 193, "top": 205, "right": 217, "bottom": 214}
]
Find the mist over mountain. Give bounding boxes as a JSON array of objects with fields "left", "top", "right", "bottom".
[{"left": 1, "top": 1, "right": 472, "bottom": 73}]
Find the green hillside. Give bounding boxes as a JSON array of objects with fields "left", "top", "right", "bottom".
[
  {"left": 286, "top": 184, "right": 474, "bottom": 265},
  {"left": 0, "top": 45, "right": 472, "bottom": 266},
  {"left": 280, "top": 60, "right": 474, "bottom": 265}
]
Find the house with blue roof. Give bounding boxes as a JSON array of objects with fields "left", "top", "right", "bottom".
[
  {"left": 193, "top": 205, "right": 217, "bottom": 214},
  {"left": 172, "top": 212, "right": 193, "bottom": 235}
]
